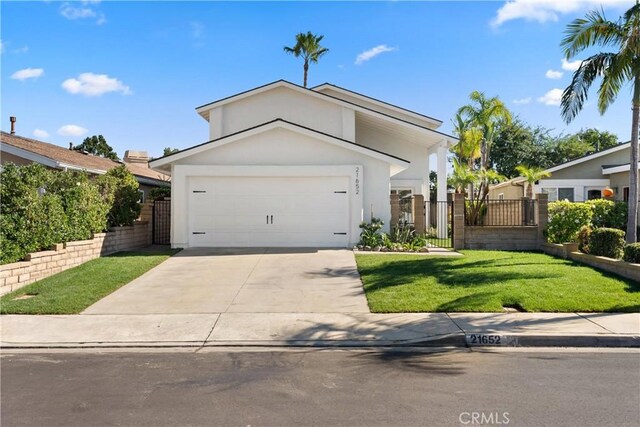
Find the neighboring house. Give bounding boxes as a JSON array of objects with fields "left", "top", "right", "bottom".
[
  {"left": 149, "top": 80, "right": 457, "bottom": 248},
  {"left": 489, "top": 141, "right": 636, "bottom": 203},
  {"left": 0, "top": 131, "right": 170, "bottom": 202}
]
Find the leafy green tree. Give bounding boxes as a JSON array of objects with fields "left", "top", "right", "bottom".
[
  {"left": 283, "top": 31, "right": 329, "bottom": 87},
  {"left": 490, "top": 118, "right": 555, "bottom": 178},
  {"left": 515, "top": 165, "right": 552, "bottom": 198},
  {"left": 73, "top": 135, "right": 119, "bottom": 161},
  {"left": 548, "top": 134, "right": 594, "bottom": 165},
  {"left": 163, "top": 147, "right": 179, "bottom": 156},
  {"left": 571, "top": 128, "right": 619, "bottom": 152},
  {"left": 560, "top": 4, "right": 640, "bottom": 243}
]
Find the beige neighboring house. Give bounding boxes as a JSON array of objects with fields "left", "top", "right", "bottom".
[
  {"left": 489, "top": 141, "right": 636, "bottom": 203},
  {"left": 0, "top": 131, "right": 170, "bottom": 202}
]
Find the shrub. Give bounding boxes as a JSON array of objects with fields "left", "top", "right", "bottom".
[
  {"left": 149, "top": 186, "right": 171, "bottom": 200},
  {"left": 623, "top": 243, "right": 640, "bottom": 263},
  {"left": 577, "top": 225, "right": 592, "bottom": 254},
  {"left": 359, "top": 217, "right": 384, "bottom": 247},
  {"left": 546, "top": 201, "right": 593, "bottom": 243},
  {"left": 589, "top": 228, "right": 625, "bottom": 259},
  {"left": 586, "top": 199, "right": 627, "bottom": 229},
  {"left": 0, "top": 164, "right": 66, "bottom": 264},
  {"left": 100, "top": 165, "right": 141, "bottom": 227}
]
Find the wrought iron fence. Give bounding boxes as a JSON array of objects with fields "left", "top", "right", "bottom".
[
  {"left": 465, "top": 199, "right": 537, "bottom": 226},
  {"left": 425, "top": 200, "right": 453, "bottom": 248},
  {"left": 153, "top": 199, "right": 171, "bottom": 244}
]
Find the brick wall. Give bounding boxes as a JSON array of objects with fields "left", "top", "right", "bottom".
[
  {"left": 0, "top": 221, "right": 151, "bottom": 296},
  {"left": 464, "top": 226, "right": 539, "bottom": 250}
]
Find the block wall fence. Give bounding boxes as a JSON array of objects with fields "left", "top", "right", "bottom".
[{"left": 0, "top": 202, "right": 154, "bottom": 296}]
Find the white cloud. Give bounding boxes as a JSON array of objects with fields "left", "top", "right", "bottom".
[
  {"left": 545, "top": 69, "right": 563, "bottom": 79},
  {"left": 60, "top": 2, "right": 106, "bottom": 24},
  {"left": 62, "top": 73, "right": 132, "bottom": 96},
  {"left": 491, "top": 0, "right": 634, "bottom": 27},
  {"left": 11, "top": 68, "right": 44, "bottom": 81},
  {"left": 561, "top": 58, "right": 582, "bottom": 71},
  {"left": 57, "top": 125, "right": 88, "bottom": 137},
  {"left": 33, "top": 129, "right": 50, "bottom": 139},
  {"left": 513, "top": 97, "right": 532, "bottom": 105},
  {"left": 13, "top": 46, "right": 29, "bottom": 54},
  {"left": 537, "top": 88, "right": 564, "bottom": 106},
  {"left": 0, "top": 40, "right": 5, "bottom": 54},
  {"left": 355, "top": 44, "right": 397, "bottom": 65}
]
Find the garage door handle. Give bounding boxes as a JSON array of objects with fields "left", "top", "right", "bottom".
[
  {"left": 334, "top": 191, "right": 347, "bottom": 194},
  {"left": 270, "top": 215, "right": 273, "bottom": 224},
  {"left": 192, "top": 232, "right": 206, "bottom": 235},
  {"left": 334, "top": 232, "right": 347, "bottom": 235}
]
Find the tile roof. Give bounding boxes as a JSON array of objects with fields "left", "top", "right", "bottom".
[{"left": 1, "top": 131, "right": 169, "bottom": 184}]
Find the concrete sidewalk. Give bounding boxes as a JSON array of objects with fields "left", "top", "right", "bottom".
[{"left": 1, "top": 312, "right": 638, "bottom": 349}]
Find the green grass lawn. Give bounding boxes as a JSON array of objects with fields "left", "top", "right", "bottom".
[
  {"left": 1, "top": 248, "right": 180, "bottom": 314},
  {"left": 356, "top": 250, "right": 640, "bottom": 313}
]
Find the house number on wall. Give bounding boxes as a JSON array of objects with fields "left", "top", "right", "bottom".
[{"left": 355, "top": 167, "right": 360, "bottom": 195}]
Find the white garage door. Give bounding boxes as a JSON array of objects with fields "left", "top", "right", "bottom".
[{"left": 188, "top": 176, "right": 350, "bottom": 247}]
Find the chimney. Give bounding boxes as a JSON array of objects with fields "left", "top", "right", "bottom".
[
  {"left": 123, "top": 150, "right": 150, "bottom": 166},
  {"left": 9, "top": 116, "right": 16, "bottom": 135}
]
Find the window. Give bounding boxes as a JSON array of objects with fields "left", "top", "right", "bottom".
[
  {"left": 541, "top": 188, "right": 558, "bottom": 201},
  {"left": 558, "top": 188, "right": 575, "bottom": 202},
  {"left": 624, "top": 187, "right": 630, "bottom": 202},
  {"left": 498, "top": 193, "right": 504, "bottom": 201},
  {"left": 587, "top": 189, "right": 602, "bottom": 200}
]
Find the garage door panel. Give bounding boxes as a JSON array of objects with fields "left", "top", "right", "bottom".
[{"left": 188, "top": 176, "right": 350, "bottom": 247}]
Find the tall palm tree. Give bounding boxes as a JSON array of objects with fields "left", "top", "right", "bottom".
[
  {"left": 457, "top": 91, "right": 512, "bottom": 176},
  {"left": 560, "top": 4, "right": 640, "bottom": 243},
  {"left": 283, "top": 32, "right": 329, "bottom": 87},
  {"left": 515, "top": 165, "right": 552, "bottom": 198},
  {"left": 451, "top": 112, "right": 482, "bottom": 169}
]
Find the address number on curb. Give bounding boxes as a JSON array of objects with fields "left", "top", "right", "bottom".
[{"left": 466, "top": 334, "right": 516, "bottom": 346}]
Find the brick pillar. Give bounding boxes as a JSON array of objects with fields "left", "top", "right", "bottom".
[
  {"left": 390, "top": 194, "right": 400, "bottom": 229},
  {"left": 536, "top": 192, "right": 548, "bottom": 246},
  {"left": 453, "top": 193, "right": 465, "bottom": 250},
  {"left": 413, "top": 194, "right": 426, "bottom": 234}
]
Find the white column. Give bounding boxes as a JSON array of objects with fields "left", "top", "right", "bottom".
[{"left": 436, "top": 142, "right": 448, "bottom": 238}]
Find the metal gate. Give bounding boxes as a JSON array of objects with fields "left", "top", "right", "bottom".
[
  {"left": 425, "top": 200, "right": 453, "bottom": 248},
  {"left": 153, "top": 199, "right": 171, "bottom": 245}
]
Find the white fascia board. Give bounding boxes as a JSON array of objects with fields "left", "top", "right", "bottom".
[
  {"left": 312, "top": 83, "right": 442, "bottom": 128},
  {"left": 58, "top": 162, "right": 107, "bottom": 175},
  {"left": 545, "top": 143, "right": 630, "bottom": 174},
  {"left": 602, "top": 163, "right": 639, "bottom": 175},
  {"left": 195, "top": 80, "right": 458, "bottom": 143},
  {"left": 149, "top": 120, "right": 410, "bottom": 173},
  {"left": 536, "top": 178, "right": 611, "bottom": 187},
  {"left": 2, "top": 144, "right": 60, "bottom": 169}
]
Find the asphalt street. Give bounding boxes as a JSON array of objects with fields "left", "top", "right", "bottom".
[{"left": 1, "top": 348, "right": 639, "bottom": 427}]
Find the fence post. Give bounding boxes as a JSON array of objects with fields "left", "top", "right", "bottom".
[
  {"left": 536, "top": 193, "right": 548, "bottom": 247},
  {"left": 390, "top": 194, "right": 400, "bottom": 229},
  {"left": 413, "top": 194, "right": 426, "bottom": 234},
  {"left": 453, "top": 193, "right": 465, "bottom": 250}
]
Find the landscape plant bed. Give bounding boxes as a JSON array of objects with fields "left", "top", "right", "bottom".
[
  {"left": 355, "top": 250, "right": 640, "bottom": 313},
  {"left": 0, "top": 248, "right": 180, "bottom": 314}
]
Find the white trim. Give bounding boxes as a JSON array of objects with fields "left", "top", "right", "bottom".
[
  {"left": 195, "top": 81, "right": 458, "bottom": 144},
  {"left": 545, "top": 143, "right": 630, "bottom": 173},
  {"left": 602, "top": 163, "right": 640, "bottom": 175},
  {"left": 535, "top": 178, "right": 610, "bottom": 202},
  {"left": 149, "top": 120, "right": 410, "bottom": 175},
  {"left": 312, "top": 83, "right": 442, "bottom": 128},
  {"left": 171, "top": 165, "right": 363, "bottom": 249}
]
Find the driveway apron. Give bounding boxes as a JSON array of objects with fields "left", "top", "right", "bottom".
[{"left": 83, "top": 248, "right": 370, "bottom": 314}]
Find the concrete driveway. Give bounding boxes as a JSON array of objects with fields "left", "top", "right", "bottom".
[{"left": 83, "top": 248, "right": 370, "bottom": 314}]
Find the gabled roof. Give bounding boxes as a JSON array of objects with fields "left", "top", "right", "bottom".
[
  {"left": 1, "top": 131, "right": 169, "bottom": 185},
  {"left": 149, "top": 118, "right": 410, "bottom": 175},
  {"left": 602, "top": 163, "right": 640, "bottom": 175},
  {"left": 194, "top": 80, "right": 457, "bottom": 144},
  {"left": 311, "top": 82, "right": 442, "bottom": 127}
]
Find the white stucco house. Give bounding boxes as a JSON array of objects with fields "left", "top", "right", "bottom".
[{"left": 149, "top": 80, "right": 456, "bottom": 248}]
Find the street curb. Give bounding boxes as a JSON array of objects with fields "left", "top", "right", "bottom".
[{"left": 2, "top": 334, "right": 638, "bottom": 350}]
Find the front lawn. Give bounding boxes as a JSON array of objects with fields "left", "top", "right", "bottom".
[
  {"left": 1, "top": 248, "right": 180, "bottom": 314},
  {"left": 356, "top": 250, "right": 640, "bottom": 313}
]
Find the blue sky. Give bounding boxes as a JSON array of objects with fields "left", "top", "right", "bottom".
[{"left": 1, "top": 1, "right": 635, "bottom": 158}]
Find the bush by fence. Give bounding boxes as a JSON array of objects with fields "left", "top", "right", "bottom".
[
  {"left": 0, "top": 163, "right": 141, "bottom": 265},
  {"left": 546, "top": 199, "right": 628, "bottom": 244},
  {"left": 588, "top": 228, "right": 625, "bottom": 259}
]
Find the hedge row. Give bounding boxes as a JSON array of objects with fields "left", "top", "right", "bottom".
[
  {"left": 0, "top": 163, "right": 141, "bottom": 265},
  {"left": 546, "top": 199, "right": 628, "bottom": 244}
]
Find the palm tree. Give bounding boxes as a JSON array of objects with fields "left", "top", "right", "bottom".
[
  {"left": 560, "top": 4, "right": 640, "bottom": 243},
  {"left": 283, "top": 32, "right": 329, "bottom": 88},
  {"left": 515, "top": 165, "right": 552, "bottom": 198},
  {"left": 457, "top": 91, "right": 512, "bottom": 175},
  {"left": 451, "top": 112, "right": 482, "bottom": 169}
]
